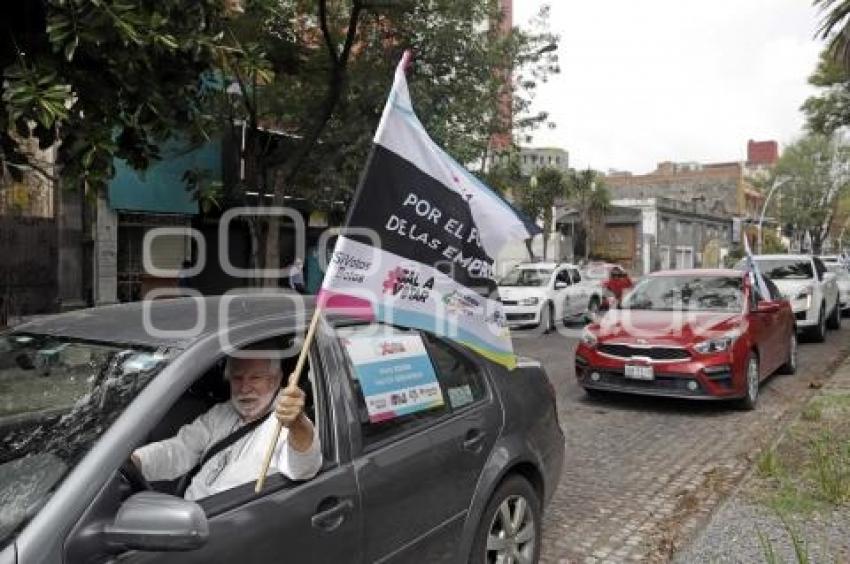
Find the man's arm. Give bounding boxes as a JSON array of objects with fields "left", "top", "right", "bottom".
[
  {"left": 132, "top": 406, "right": 217, "bottom": 481},
  {"left": 273, "top": 384, "right": 322, "bottom": 479}
]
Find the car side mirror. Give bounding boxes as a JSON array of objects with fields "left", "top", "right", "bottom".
[
  {"left": 554, "top": 281, "right": 568, "bottom": 290},
  {"left": 755, "top": 301, "right": 780, "bottom": 314},
  {"left": 102, "top": 492, "right": 208, "bottom": 552}
]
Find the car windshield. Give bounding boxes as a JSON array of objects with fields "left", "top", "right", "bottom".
[
  {"left": 740, "top": 259, "right": 814, "bottom": 280},
  {"left": 581, "top": 265, "right": 610, "bottom": 280},
  {"left": 0, "top": 333, "right": 170, "bottom": 547},
  {"left": 621, "top": 276, "right": 744, "bottom": 312},
  {"left": 499, "top": 268, "right": 552, "bottom": 287}
]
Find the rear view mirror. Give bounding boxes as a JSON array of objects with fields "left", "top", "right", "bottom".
[{"left": 103, "top": 492, "right": 208, "bottom": 552}]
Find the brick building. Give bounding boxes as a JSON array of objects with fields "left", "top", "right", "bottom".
[{"left": 605, "top": 160, "right": 763, "bottom": 220}]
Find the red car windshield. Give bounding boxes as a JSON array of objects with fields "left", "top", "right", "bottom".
[{"left": 621, "top": 276, "right": 744, "bottom": 312}]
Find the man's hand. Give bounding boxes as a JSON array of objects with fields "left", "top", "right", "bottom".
[
  {"left": 275, "top": 384, "right": 306, "bottom": 428},
  {"left": 275, "top": 381, "right": 314, "bottom": 452}
]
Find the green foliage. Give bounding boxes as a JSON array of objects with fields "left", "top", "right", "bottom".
[
  {"left": 563, "top": 168, "right": 610, "bottom": 259},
  {"left": 802, "top": 50, "right": 850, "bottom": 134},
  {"left": 771, "top": 133, "right": 850, "bottom": 253},
  {"left": 1, "top": 0, "right": 230, "bottom": 191}
]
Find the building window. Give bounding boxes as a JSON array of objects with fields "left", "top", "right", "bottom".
[
  {"left": 675, "top": 246, "right": 694, "bottom": 269},
  {"left": 659, "top": 246, "right": 671, "bottom": 270}
]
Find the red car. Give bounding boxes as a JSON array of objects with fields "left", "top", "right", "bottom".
[{"left": 575, "top": 269, "right": 797, "bottom": 409}]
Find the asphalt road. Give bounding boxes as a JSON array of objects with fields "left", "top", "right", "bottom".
[{"left": 511, "top": 321, "right": 850, "bottom": 563}]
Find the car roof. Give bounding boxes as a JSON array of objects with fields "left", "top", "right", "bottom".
[
  {"left": 649, "top": 268, "right": 744, "bottom": 278},
  {"left": 751, "top": 254, "right": 813, "bottom": 261},
  {"left": 514, "top": 262, "right": 571, "bottom": 269},
  {"left": 10, "top": 294, "right": 317, "bottom": 350}
]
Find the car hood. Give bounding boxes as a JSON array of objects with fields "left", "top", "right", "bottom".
[
  {"left": 594, "top": 309, "right": 744, "bottom": 345},
  {"left": 770, "top": 278, "right": 815, "bottom": 297},
  {"left": 497, "top": 286, "right": 547, "bottom": 301}
]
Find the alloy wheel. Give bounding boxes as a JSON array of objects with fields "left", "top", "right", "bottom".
[
  {"left": 485, "top": 495, "right": 536, "bottom": 564},
  {"left": 789, "top": 333, "right": 798, "bottom": 371},
  {"left": 747, "top": 356, "right": 759, "bottom": 403}
]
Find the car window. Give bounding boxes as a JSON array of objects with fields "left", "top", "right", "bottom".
[
  {"left": 498, "top": 268, "right": 553, "bottom": 287},
  {"left": 813, "top": 257, "right": 827, "bottom": 280},
  {"left": 555, "top": 269, "right": 571, "bottom": 285},
  {"left": 421, "top": 334, "right": 486, "bottom": 410},
  {"left": 764, "top": 277, "right": 783, "bottom": 301},
  {"left": 336, "top": 324, "right": 486, "bottom": 449},
  {"left": 569, "top": 269, "right": 582, "bottom": 283},
  {"left": 337, "top": 324, "right": 449, "bottom": 448},
  {"left": 621, "top": 275, "right": 744, "bottom": 312},
  {"left": 0, "top": 334, "right": 170, "bottom": 546},
  {"left": 749, "top": 259, "right": 814, "bottom": 280}
]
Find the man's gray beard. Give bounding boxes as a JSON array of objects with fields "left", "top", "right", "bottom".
[{"left": 232, "top": 392, "right": 275, "bottom": 420}]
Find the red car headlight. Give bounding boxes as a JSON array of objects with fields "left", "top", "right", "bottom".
[{"left": 694, "top": 330, "right": 741, "bottom": 354}]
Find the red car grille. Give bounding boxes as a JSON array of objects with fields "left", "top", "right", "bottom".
[{"left": 597, "top": 344, "right": 691, "bottom": 361}]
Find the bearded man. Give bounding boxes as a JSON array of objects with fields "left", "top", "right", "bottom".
[{"left": 131, "top": 355, "right": 321, "bottom": 500}]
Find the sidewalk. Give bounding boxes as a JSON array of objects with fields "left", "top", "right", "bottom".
[{"left": 675, "top": 356, "right": 850, "bottom": 563}]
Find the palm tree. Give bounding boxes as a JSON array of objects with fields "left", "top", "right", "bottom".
[{"left": 816, "top": 0, "right": 850, "bottom": 70}]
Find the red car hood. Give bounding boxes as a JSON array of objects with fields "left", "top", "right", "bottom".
[{"left": 593, "top": 309, "right": 744, "bottom": 346}]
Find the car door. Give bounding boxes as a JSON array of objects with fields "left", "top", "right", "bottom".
[
  {"left": 100, "top": 345, "right": 361, "bottom": 564},
  {"left": 552, "top": 268, "right": 572, "bottom": 320},
  {"left": 333, "top": 323, "right": 499, "bottom": 563},
  {"left": 566, "top": 268, "right": 586, "bottom": 316},
  {"left": 748, "top": 278, "right": 780, "bottom": 375}
]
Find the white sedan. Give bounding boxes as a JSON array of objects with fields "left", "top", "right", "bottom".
[
  {"left": 497, "top": 262, "right": 613, "bottom": 331},
  {"left": 739, "top": 254, "right": 841, "bottom": 341}
]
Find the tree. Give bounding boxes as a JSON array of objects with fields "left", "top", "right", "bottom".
[
  {"left": 514, "top": 166, "right": 566, "bottom": 259},
  {"left": 1, "top": 1, "right": 231, "bottom": 189},
  {"left": 801, "top": 49, "right": 850, "bottom": 134},
  {"left": 207, "top": 0, "right": 559, "bottom": 279},
  {"left": 771, "top": 133, "right": 850, "bottom": 253},
  {"left": 564, "top": 168, "right": 610, "bottom": 260},
  {"left": 814, "top": 0, "right": 850, "bottom": 71}
]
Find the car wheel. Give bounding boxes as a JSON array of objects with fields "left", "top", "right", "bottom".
[
  {"left": 827, "top": 301, "right": 841, "bottom": 330},
  {"left": 539, "top": 302, "right": 554, "bottom": 334},
  {"left": 738, "top": 353, "right": 760, "bottom": 411},
  {"left": 470, "top": 475, "right": 541, "bottom": 564},
  {"left": 778, "top": 331, "right": 797, "bottom": 375},
  {"left": 808, "top": 304, "right": 827, "bottom": 342}
]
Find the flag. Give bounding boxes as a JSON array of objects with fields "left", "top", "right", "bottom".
[
  {"left": 319, "top": 53, "right": 541, "bottom": 369},
  {"left": 742, "top": 233, "right": 770, "bottom": 298}
]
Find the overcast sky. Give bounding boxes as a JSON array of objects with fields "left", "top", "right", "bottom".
[{"left": 513, "top": 0, "right": 826, "bottom": 174}]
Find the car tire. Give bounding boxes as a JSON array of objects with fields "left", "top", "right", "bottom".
[
  {"left": 539, "top": 302, "right": 554, "bottom": 334},
  {"left": 469, "top": 475, "right": 541, "bottom": 564},
  {"left": 808, "top": 304, "right": 827, "bottom": 342},
  {"left": 778, "top": 331, "right": 797, "bottom": 375},
  {"left": 827, "top": 301, "right": 841, "bottom": 330},
  {"left": 738, "top": 353, "right": 760, "bottom": 411}
]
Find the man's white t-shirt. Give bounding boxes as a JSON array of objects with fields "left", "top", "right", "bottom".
[{"left": 135, "top": 402, "right": 322, "bottom": 500}]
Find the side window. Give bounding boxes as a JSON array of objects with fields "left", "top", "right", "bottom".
[
  {"left": 555, "top": 269, "right": 571, "bottom": 285},
  {"left": 569, "top": 269, "right": 581, "bottom": 283},
  {"left": 813, "top": 258, "right": 827, "bottom": 280},
  {"left": 337, "top": 324, "right": 449, "bottom": 448},
  {"left": 421, "top": 334, "right": 486, "bottom": 410},
  {"left": 764, "top": 278, "right": 782, "bottom": 301}
]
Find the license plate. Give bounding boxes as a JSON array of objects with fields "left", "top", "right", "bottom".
[{"left": 624, "top": 364, "right": 654, "bottom": 380}]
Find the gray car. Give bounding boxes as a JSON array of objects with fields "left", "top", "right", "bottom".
[{"left": 0, "top": 295, "right": 563, "bottom": 564}]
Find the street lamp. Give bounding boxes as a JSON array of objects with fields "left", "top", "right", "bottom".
[{"left": 757, "top": 177, "right": 790, "bottom": 254}]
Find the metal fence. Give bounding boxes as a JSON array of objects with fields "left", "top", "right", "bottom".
[{"left": 0, "top": 216, "right": 57, "bottom": 326}]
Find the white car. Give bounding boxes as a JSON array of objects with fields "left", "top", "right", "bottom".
[
  {"left": 826, "top": 263, "right": 850, "bottom": 315},
  {"left": 497, "top": 262, "right": 612, "bottom": 331},
  {"left": 739, "top": 254, "right": 841, "bottom": 341}
]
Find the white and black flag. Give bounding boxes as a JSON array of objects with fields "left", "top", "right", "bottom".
[{"left": 320, "top": 53, "right": 540, "bottom": 368}]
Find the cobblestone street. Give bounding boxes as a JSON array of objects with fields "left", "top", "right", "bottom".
[{"left": 512, "top": 324, "right": 850, "bottom": 563}]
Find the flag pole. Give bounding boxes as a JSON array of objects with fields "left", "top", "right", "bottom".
[
  {"left": 254, "top": 49, "right": 414, "bottom": 493},
  {"left": 255, "top": 305, "right": 322, "bottom": 493}
]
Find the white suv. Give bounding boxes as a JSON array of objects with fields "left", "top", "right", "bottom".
[
  {"left": 740, "top": 254, "right": 841, "bottom": 341},
  {"left": 497, "top": 262, "right": 609, "bottom": 331}
]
